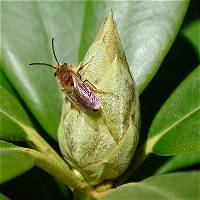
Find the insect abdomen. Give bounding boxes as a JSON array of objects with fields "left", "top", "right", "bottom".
[{"left": 73, "top": 77, "right": 101, "bottom": 110}]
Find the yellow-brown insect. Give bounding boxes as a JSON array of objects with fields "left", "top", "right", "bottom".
[{"left": 29, "top": 38, "right": 103, "bottom": 111}]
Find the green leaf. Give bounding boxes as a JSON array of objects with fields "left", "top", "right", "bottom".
[
  {"left": 145, "top": 66, "right": 200, "bottom": 155},
  {"left": 0, "top": 69, "right": 17, "bottom": 99},
  {"left": 156, "top": 151, "right": 200, "bottom": 175},
  {"left": 182, "top": 19, "right": 200, "bottom": 58},
  {"left": 0, "top": 193, "right": 11, "bottom": 200},
  {"left": 0, "top": 73, "right": 86, "bottom": 188},
  {"left": 101, "top": 171, "right": 200, "bottom": 200},
  {"left": 1, "top": 1, "right": 189, "bottom": 142},
  {"left": 79, "top": 1, "right": 189, "bottom": 93},
  {"left": 0, "top": 140, "right": 34, "bottom": 184},
  {"left": 0, "top": 83, "right": 34, "bottom": 141},
  {"left": 0, "top": 67, "right": 84, "bottom": 189},
  {"left": 0, "top": 70, "right": 28, "bottom": 141},
  {"left": 1, "top": 2, "right": 84, "bottom": 140}
]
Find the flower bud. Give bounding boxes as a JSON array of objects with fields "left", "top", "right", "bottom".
[{"left": 58, "top": 10, "right": 140, "bottom": 186}]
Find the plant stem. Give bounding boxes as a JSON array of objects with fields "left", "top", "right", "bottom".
[
  {"left": 23, "top": 147, "right": 87, "bottom": 189},
  {"left": 23, "top": 126, "right": 88, "bottom": 190},
  {"left": 89, "top": 188, "right": 113, "bottom": 200}
]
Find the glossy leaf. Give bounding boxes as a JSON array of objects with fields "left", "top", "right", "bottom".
[
  {"left": 0, "top": 83, "right": 33, "bottom": 141},
  {"left": 79, "top": 1, "right": 189, "bottom": 93},
  {"left": 146, "top": 66, "right": 200, "bottom": 155},
  {"left": 156, "top": 151, "right": 200, "bottom": 174},
  {"left": 0, "top": 69, "right": 17, "bottom": 99},
  {"left": 182, "top": 19, "right": 200, "bottom": 58},
  {"left": 101, "top": 171, "right": 199, "bottom": 200},
  {"left": 0, "top": 193, "right": 11, "bottom": 200},
  {"left": 0, "top": 140, "right": 34, "bottom": 184},
  {"left": 0, "top": 68, "right": 45, "bottom": 144},
  {"left": 1, "top": 1, "right": 189, "bottom": 142},
  {"left": 0, "top": 70, "right": 38, "bottom": 142}
]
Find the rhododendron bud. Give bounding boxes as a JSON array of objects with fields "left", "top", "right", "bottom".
[{"left": 58, "top": 10, "right": 140, "bottom": 186}]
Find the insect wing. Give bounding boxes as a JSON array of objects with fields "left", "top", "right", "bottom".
[
  {"left": 72, "top": 75, "right": 101, "bottom": 110},
  {"left": 63, "top": 90, "right": 80, "bottom": 110}
]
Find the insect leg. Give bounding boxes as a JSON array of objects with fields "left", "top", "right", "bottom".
[
  {"left": 61, "top": 89, "right": 80, "bottom": 111},
  {"left": 77, "top": 56, "right": 94, "bottom": 75},
  {"left": 83, "top": 79, "right": 112, "bottom": 94}
]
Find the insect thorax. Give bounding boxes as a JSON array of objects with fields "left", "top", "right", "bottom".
[{"left": 56, "top": 66, "right": 75, "bottom": 88}]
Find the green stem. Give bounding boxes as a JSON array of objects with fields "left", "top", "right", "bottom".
[
  {"left": 23, "top": 127, "right": 88, "bottom": 190},
  {"left": 22, "top": 147, "right": 87, "bottom": 189}
]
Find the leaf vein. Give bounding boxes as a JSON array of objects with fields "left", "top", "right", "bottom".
[{"left": 146, "top": 105, "right": 200, "bottom": 153}]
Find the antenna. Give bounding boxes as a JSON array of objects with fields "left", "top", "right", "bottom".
[
  {"left": 29, "top": 63, "right": 57, "bottom": 69},
  {"left": 52, "top": 38, "right": 60, "bottom": 66}
]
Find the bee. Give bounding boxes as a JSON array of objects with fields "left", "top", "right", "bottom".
[{"left": 29, "top": 38, "right": 108, "bottom": 112}]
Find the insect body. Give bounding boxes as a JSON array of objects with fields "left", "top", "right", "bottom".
[
  {"left": 55, "top": 64, "right": 101, "bottom": 111},
  {"left": 29, "top": 38, "right": 101, "bottom": 111}
]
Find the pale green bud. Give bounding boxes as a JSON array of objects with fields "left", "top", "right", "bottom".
[{"left": 58, "top": 11, "right": 140, "bottom": 186}]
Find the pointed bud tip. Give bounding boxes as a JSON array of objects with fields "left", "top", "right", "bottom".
[
  {"left": 108, "top": 9, "right": 113, "bottom": 17},
  {"left": 106, "top": 9, "right": 114, "bottom": 24},
  {"left": 97, "top": 9, "right": 115, "bottom": 40}
]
